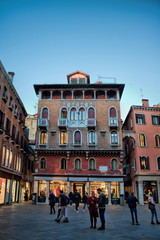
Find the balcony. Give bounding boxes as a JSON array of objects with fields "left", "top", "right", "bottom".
[
  {"left": 5, "top": 130, "right": 11, "bottom": 139},
  {"left": 58, "top": 118, "right": 68, "bottom": 127},
  {"left": 38, "top": 118, "right": 49, "bottom": 128},
  {"left": 8, "top": 103, "right": 14, "bottom": 111},
  {"left": 109, "top": 118, "right": 118, "bottom": 128},
  {"left": 2, "top": 93, "right": 8, "bottom": 102},
  {"left": 87, "top": 119, "right": 96, "bottom": 127}
]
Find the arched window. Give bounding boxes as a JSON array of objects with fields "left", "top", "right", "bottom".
[
  {"left": 40, "top": 131, "right": 47, "bottom": 144},
  {"left": 74, "top": 131, "right": 81, "bottom": 145},
  {"left": 61, "top": 108, "right": 67, "bottom": 118},
  {"left": 140, "top": 156, "right": 149, "bottom": 170},
  {"left": 88, "top": 107, "right": 95, "bottom": 118},
  {"left": 109, "top": 107, "right": 117, "bottom": 125},
  {"left": 155, "top": 134, "right": 160, "bottom": 147},
  {"left": 111, "top": 131, "right": 118, "bottom": 145},
  {"left": 88, "top": 131, "right": 96, "bottom": 145},
  {"left": 60, "top": 131, "right": 67, "bottom": 145},
  {"left": 75, "top": 158, "right": 81, "bottom": 170},
  {"left": 61, "top": 158, "right": 66, "bottom": 170},
  {"left": 139, "top": 133, "right": 146, "bottom": 147},
  {"left": 111, "top": 159, "right": 118, "bottom": 170},
  {"left": 78, "top": 108, "right": 85, "bottom": 120},
  {"left": 40, "top": 158, "right": 46, "bottom": 169},
  {"left": 157, "top": 157, "right": 160, "bottom": 170},
  {"left": 89, "top": 159, "right": 95, "bottom": 170},
  {"left": 70, "top": 108, "right": 76, "bottom": 120},
  {"left": 42, "top": 107, "right": 49, "bottom": 119}
]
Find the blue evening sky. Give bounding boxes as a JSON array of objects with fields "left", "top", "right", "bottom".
[{"left": 0, "top": 0, "right": 160, "bottom": 120}]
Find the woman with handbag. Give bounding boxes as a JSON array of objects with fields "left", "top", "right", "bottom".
[{"left": 148, "top": 193, "right": 160, "bottom": 224}]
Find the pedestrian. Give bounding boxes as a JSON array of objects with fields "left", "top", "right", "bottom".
[
  {"left": 55, "top": 190, "right": 69, "bottom": 223},
  {"left": 49, "top": 192, "right": 56, "bottom": 214},
  {"left": 126, "top": 192, "right": 140, "bottom": 225},
  {"left": 82, "top": 192, "right": 89, "bottom": 212},
  {"left": 69, "top": 192, "right": 74, "bottom": 206},
  {"left": 97, "top": 188, "right": 106, "bottom": 230},
  {"left": 148, "top": 193, "right": 160, "bottom": 225},
  {"left": 87, "top": 192, "right": 99, "bottom": 229},
  {"left": 74, "top": 189, "right": 81, "bottom": 213},
  {"left": 24, "top": 190, "right": 29, "bottom": 201}
]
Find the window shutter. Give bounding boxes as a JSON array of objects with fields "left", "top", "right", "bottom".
[
  {"left": 88, "top": 108, "right": 95, "bottom": 118},
  {"left": 110, "top": 108, "right": 116, "bottom": 117},
  {"left": 42, "top": 108, "right": 48, "bottom": 118}
]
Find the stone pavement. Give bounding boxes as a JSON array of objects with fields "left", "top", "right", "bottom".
[{"left": 0, "top": 202, "right": 160, "bottom": 240}]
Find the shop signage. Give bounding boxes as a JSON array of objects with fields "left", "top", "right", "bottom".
[{"left": 99, "top": 166, "right": 108, "bottom": 172}]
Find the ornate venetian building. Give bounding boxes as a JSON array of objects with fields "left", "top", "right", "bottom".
[
  {"left": 122, "top": 99, "right": 160, "bottom": 205},
  {"left": 33, "top": 71, "right": 125, "bottom": 204}
]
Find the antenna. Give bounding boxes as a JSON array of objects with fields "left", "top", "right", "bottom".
[{"left": 98, "top": 75, "right": 116, "bottom": 83}]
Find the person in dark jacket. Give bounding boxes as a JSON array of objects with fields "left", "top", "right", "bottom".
[
  {"left": 127, "top": 192, "right": 140, "bottom": 225},
  {"left": 87, "top": 192, "right": 99, "bottom": 229},
  {"left": 74, "top": 190, "right": 81, "bottom": 213},
  {"left": 55, "top": 190, "right": 69, "bottom": 223},
  {"left": 97, "top": 188, "right": 106, "bottom": 230},
  {"left": 49, "top": 192, "right": 56, "bottom": 214},
  {"left": 69, "top": 192, "right": 74, "bottom": 206},
  {"left": 82, "top": 192, "right": 89, "bottom": 212}
]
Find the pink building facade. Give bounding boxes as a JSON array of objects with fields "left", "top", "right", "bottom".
[{"left": 123, "top": 99, "right": 160, "bottom": 205}]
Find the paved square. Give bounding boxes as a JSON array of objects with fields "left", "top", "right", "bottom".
[{"left": 0, "top": 202, "right": 160, "bottom": 240}]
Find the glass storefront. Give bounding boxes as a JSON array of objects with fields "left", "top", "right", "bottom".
[
  {"left": 5, "top": 179, "right": 11, "bottom": 204},
  {"left": 90, "top": 182, "right": 108, "bottom": 197},
  {"left": 143, "top": 181, "right": 158, "bottom": 204},
  {"left": 111, "top": 182, "right": 120, "bottom": 204},
  {"left": 49, "top": 181, "right": 67, "bottom": 196},
  {"left": 12, "top": 180, "right": 20, "bottom": 202},
  {"left": 0, "top": 178, "right": 6, "bottom": 204},
  {"left": 38, "top": 180, "right": 46, "bottom": 202}
]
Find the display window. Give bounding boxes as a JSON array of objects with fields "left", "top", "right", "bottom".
[
  {"left": 38, "top": 180, "right": 46, "bottom": 202},
  {"left": 0, "top": 178, "right": 6, "bottom": 204},
  {"left": 143, "top": 181, "right": 158, "bottom": 203},
  {"left": 5, "top": 179, "right": 11, "bottom": 203},
  {"left": 111, "top": 182, "right": 120, "bottom": 204},
  {"left": 90, "top": 182, "right": 108, "bottom": 198},
  {"left": 49, "top": 181, "right": 67, "bottom": 196}
]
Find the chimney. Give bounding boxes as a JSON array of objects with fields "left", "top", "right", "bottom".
[
  {"left": 142, "top": 99, "right": 149, "bottom": 107},
  {"left": 8, "top": 72, "right": 15, "bottom": 82}
]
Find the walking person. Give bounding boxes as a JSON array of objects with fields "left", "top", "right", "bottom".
[
  {"left": 69, "top": 192, "right": 74, "bottom": 207},
  {"left": 87, "top": 192, "right": 99, "bottom": 229},
  {"left": 97, "top": 188, "right": 106, "bottom": 230},
  {"left": 82, "top": 192, "right": 89, "bottom": 212},
  {"left": 55, "top": 190, "right": 69, "bottom": 223},
  {"left": 126, "top": 192, "right": 140, "bottom": 225},
  {"left": 49, "top": 192, "right": 56, "bottom": 214},
  {"left": 74, "top": 189, "right": 81, "bottom": 213},
  {"left": 148, "top": 193, "right": 160, "bottom": 225}
]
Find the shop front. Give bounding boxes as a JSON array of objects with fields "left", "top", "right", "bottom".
[
  {"left": 0, "top": 178, "right": 6, "bottom": 205},
  {"left": 34, "top": 176, "right": 124, "bottom": 205}
]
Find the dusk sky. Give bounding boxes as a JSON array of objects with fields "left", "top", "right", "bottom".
[{"left": 1, "top": 0, "right": 160, "bottom": 120}]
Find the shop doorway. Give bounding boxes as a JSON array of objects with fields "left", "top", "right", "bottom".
[
  {"left": 73, "top": 183, "right": 85, "bottom": 198},
  {"left": 143, "top": 181, "right": 158, "bottom": 203}
]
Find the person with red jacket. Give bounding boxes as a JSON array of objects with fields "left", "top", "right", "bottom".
[{"left": 87, "top": 192, "right": 99, "bottom": 229}]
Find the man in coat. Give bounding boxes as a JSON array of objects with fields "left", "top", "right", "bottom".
[
  {"left": 127, "top": 192, "right": 140, "bottom": 225},
  {"left": 97, "top": 188, "right": 106, "bottom": 230}
]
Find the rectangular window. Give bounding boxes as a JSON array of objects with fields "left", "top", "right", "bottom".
[
  {"left": 136, "top": 114, "right": 145, "bottom": 124},
  {"left": 60, "top": 131, "right": 67, "bottom": 145},
  {"left": 71, "top": 78, "right": 77, "bottom": 84},
  {"left": 5, "top": 118, "right": 11, "bottom": 136},
  {"left": 152, "top": 115, "right": 160, "bottom": 125},
  {"left": 0, "top": 110, "right": 5, "bottom": 129},
  {"left": 79, "top": 78, "right": 85, "bottom": 84}
]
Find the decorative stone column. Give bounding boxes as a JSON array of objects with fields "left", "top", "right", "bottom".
[
  {"left": 138, "top": 181, "right": 144, "bottom": 205},
  {"left": 120, "top": 182, "right": 124, "bottom": 206},
  {"left": 105, "top": 90, "right": 107, "bottom": 99},
  {"left": 50, "top": 91, "right": 52, "bottom": 99},
  {"left": 45, "top": 181, "right": 49, "bottom": 204},
  {"left": 33, "top": 180, "right": 38, "bottom": 193},
  {"left": 94, "top": 91, "right": 96, "bottom": 99},
  {"left": 108, "top": 182, "right": 112, "bottom": 205},
  {"left": 61, "top": 91, "right": 63, "bottom": 99},
  {"left": 72, "top": 91, "right": 74, "bottom": 99},
  {"left": 85, "top": 182, "right": 90, "bottom": 194},
  {"left": 82, "top": 91, "right": 85, "bottom": 99},
  {"left": 67, "top": 181, "right": 70, "bottom": 196}
]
